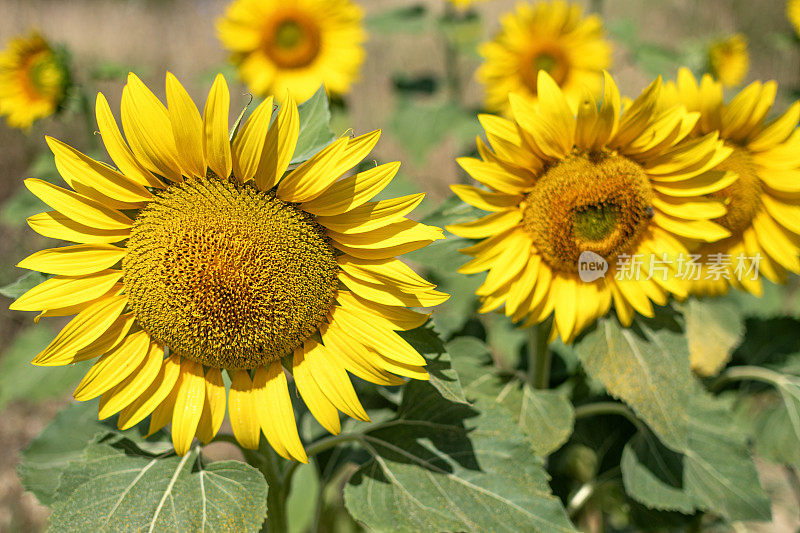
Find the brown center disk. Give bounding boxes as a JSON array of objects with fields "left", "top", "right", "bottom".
[
  {"left": 522, "top": 151, "right": 654, "bottom": 272},
  {"left": 123, "top": 176, "right": 339, "bottom": 370}
]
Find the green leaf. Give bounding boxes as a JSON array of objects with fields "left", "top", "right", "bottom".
[
  {"left": 400, "top": 323, "right": 466, "bottom": 404},
  {"left": 18, "top": 402, "right": 111, "bottom": 505},
  {"left": 49, "top": 445, "right": 268, "bottom": 532},
  {"left": 621, "top": 391, "right": 771, "bottom": 522},
  {"left": 291, "top": 86, "right": 335, "bottom": 164},
  {"left": 682, "top": 392, "right": 771, "bottom": 521},
  {"left": 344, "top": 382, "right": 576, "bottom": 532},
  {"left": 447, "top": 336, "right": 574, "bottom": 455},
  {"left": 572, "top": 311, "right": 691, "bottom": 450},
  {"left": 390, "top": 99, "right": 479, "bottom": 164},
  {"left": 366, "top": 4, "right": 431, "bottom": 34},
  {"left": 621, "top": 430, "right": 694, "bottom": 513},
  {"left": 682, "top": 297, "right": 744, "bottom": 377},
  {"left": 738, "top": 391, "right": 800, "bottom": 466},
  {"left": 0, "top": 325, "right": 89, "bottom": 410},
  {"left": 0, "top": 271, "right": 49, "bottom": 299}
]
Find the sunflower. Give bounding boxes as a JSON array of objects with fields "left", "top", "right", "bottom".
[
  {"left": 476, "top": 0, "right": 611, "bottom": 114},
  {"left": 662, "top": 68, "right": 800, "bottom": 298},
  {"left": 0, "top": 31, "right": 69, "bottom": 130},
  {"left": 447, "top": 0, "right": 488, "bottom": 8},
  {"left": 788, "top": 0, "right": 800, "bottom": 37},
  {"left": 217, "top": 0, "right": 365, "bottom": 103},
  {"left": 10, "top": 72, "right": 447, "bottom": 461},
  {"left": 448, "top": 71, "right": 734, "bottom": 343},
  {"left": 708, "top": 34, "right": 749, "bottom": 88}
]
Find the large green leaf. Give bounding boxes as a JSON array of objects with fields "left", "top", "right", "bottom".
[
  {"left": 682, "top": 392, "right": 771, "bottom": 521},
  {"left": 344, "top": 382, "right": 576, "bottom": 532},
  {"left": 400, "top": 323, "right": 466, "bottom": 404},
  {"left": 0, "top": 325, "right": 89, "bottom": 410},
  {"left": 448, "top": 336, "right": 575, "bottom": 455},
  {"left": 49, "top": 445, "right": 268, "bottom": 532},
  {"left": 291, "top": 86, "right": 335, "bottom": 164},
  {"left": 620, "top": 431, "right": 694, "bottom": 513},
  {"left": 682, "top": 297, "right": 744, "bottom": 377},
  {"left": 18, "top": 402, "right": 111, "bottom": 505},
  {"left": 572, "top": 312, "right": 691, "bottom": 450},
  {"left": 621, "top": 391, "right": 771, "bottom": 522}
]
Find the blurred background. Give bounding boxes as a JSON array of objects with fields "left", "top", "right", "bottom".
[{"left": 0, "top": 0, "right": 798, "bottom": 530}]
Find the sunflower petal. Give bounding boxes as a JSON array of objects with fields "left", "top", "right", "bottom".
[
  {"left": 203, "top": 74, "right": 233, "bottom": 179},
  {"left": 166, "top": 72, "right": 206, "bottom": 178}
]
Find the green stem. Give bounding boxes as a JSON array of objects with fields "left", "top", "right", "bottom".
[
  {"left": 77, "top": 87, "right": 97, "bottom": 150},
  {"left": 589, "top": 0, "right": 605, "bottom": 15},
  {"left": 528, "top": 320, "right": 552, "bottom": 389},
  {"left": 574, "top": 401, "right": 646, "bottom": 433},
  {"left": 243, "top": 443, "right": 287, "bottom": 533},
  {"left": 709, "top": 365, "right": 784, "bottom": 392},
  {"left": 441, "top": 3, "right": 463, "bottom": 105}
]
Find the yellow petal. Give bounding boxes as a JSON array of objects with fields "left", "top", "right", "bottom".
[
  {"left": 95, "top": 92, "right": 163, "bottom": 189},
  {"left": 316, "top": 193, "right": 425, "bottom": 234},
  {"left": 118, "top": 355, "right": 181, "bottom": 430},
  {"left": 456, "top": 157, "right": 531, "bottom": 195},
  {"left": 328, "top": 220, "right": 443, "bottom": 259},
  {"left": 31, "top": 295, "right": 128, "bottom": 366},
  {"left": 232, "top": 97, "right": 274, "bottom": 183},
  {"left": 336, "top": 291, "right": 429, "bottom": 331},
  {"left": 301, "top": 162, "right": 401, "bottom": 216},
  {"left": 166, "top": 72, "right": 206, "bottom": 178},
  {"left": 255, "top": 96, "right": 298, "bottom": 190},
  {"left": 196, "top": 367, "right": 227, "bottom": 444},
  {"left": 277, "top": 138, "right": 348, "bottom": 202},
  {"left": 254, "top": 363, "right": 308, "bottom": 462},
  {"left": 121, "top": 74, "right": 183, "bottom": 182},
  {"left": 321, "top": 322, "right": 406, "bottom": 386},
  {"left": 202, "top": 74, "right": 232, "bottom": 179},
  {"left": 47, "top": 136, "right": 153, "bottom": 207},
  {"left": 302, "top": 339, "right": 369, "bottom": 422},
  {"left": 68, "top": 312, "right": 136, "bottom": 365},
  {"left": 228, "top": 370, "right": 261, "bottom": 450},
  {"left": 446, "top": 209, "right": 521, "bottom": 239},
  {"left": 329, "top": 306, "right": 426, "bottom": 366},
  {"left": 450, "top": 184, "right": 523, "bottom": 212},
  {"left": 27, "top": 211, "right": 130, "bottom": 244},
  {"left": 24, "top": 179, "right": 132, "bottom": 230},
  {"left": 293, "top": 347, "right": 341, "bottom": 434},
  {"left": 17, "top": 244, "right": 126, "bottom": 276},
  {"left": 171, "top": 358, "right": 206, "bottom": 455},
  {"left": 73, "top": 330, "right": 151, "bottom": 400},
  {"left": 98, "top": 341, "right": 164, "bottom": 419},
  {"left": 10, "top": 270, "right": 123, "bottom": 312}
]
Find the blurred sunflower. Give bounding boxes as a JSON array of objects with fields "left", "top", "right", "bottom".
[
  {"left": 0, "top": 31, "right": 69, "bottom": 130},
  {"left": 217, "top": 0, "right": 365, "bottom": 103},
  {"left": 663, "top": 68, "right": 800, "bottom": 298},
  {"left": 11, "top": 72, "right": 447, "bottom": 461},
  {"left": 477, "top": 0, "right": 611, "bottom": 114},
  {"left": 708, "top": 34, "right": 749, "bottom": 88},
  {"left": 448, "top": 71, "right": 733, "bottom": 342},
  {"left": 448, "top": 0, "right": 488, "bottom": 8},
  {"left": 788, "top": 0, "right": 800, "bottom": 36}
]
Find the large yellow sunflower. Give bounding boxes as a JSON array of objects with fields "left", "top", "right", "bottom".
[
  {"left": 708, "top": 34, "right": 749, "bottom": 88},
  {"left": 10, "top": 73, "right": 447, "bottom": 461},
  {"left": 476, "top": 0, "right": 611, "bottom": 114},
  {"left": 663, "top": 68, "right": 800, "bottom": 297},
  {"left": 217, "top": 0, "right": 365, "bottom": 103},
  {"left": 448, "top": 71, "right": 734, "bottom": 343},
  {"left": 0, "top": 31, "right": 69, "bottom": 130}
]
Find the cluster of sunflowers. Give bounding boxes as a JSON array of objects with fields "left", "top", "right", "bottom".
[{"left": 3, "top": 0, "right": 800, "bottom": 531}]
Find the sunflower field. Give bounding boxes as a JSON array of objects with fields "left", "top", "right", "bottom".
[{"left": 1, "top": 0, "right": 800, "bottom": 531}]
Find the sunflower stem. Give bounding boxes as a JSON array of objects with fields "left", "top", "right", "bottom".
[
  {"left": 709, "top": 365, "right": 783, "bottom": 392},
  {"left": 76, "top": 87, "right": 98, "bottom": 150},
  {"left": 528, "top": 319, "right": 552, "bottom": 389},
  {"left": 574, "top": 401, "right": 647, "bottom": 433}
]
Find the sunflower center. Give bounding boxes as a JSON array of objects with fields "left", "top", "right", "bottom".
[
  {"left": 710, "top": 145, "right": 763, "bottom": 235},
  {"left": 262, "top": 10, "right": 322, "bottom": 69},
  {"left": 520, "top": 46, "right": 569, "bottom": 94},
  {"left": 123, "top": 175, "right": 339, "bottom": 370},
  {"left": 24, "top": 51, "right": 64, "bottom": 100},
  {"left": 522, "top": 151, "right": 654, "bottom": 272}
]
